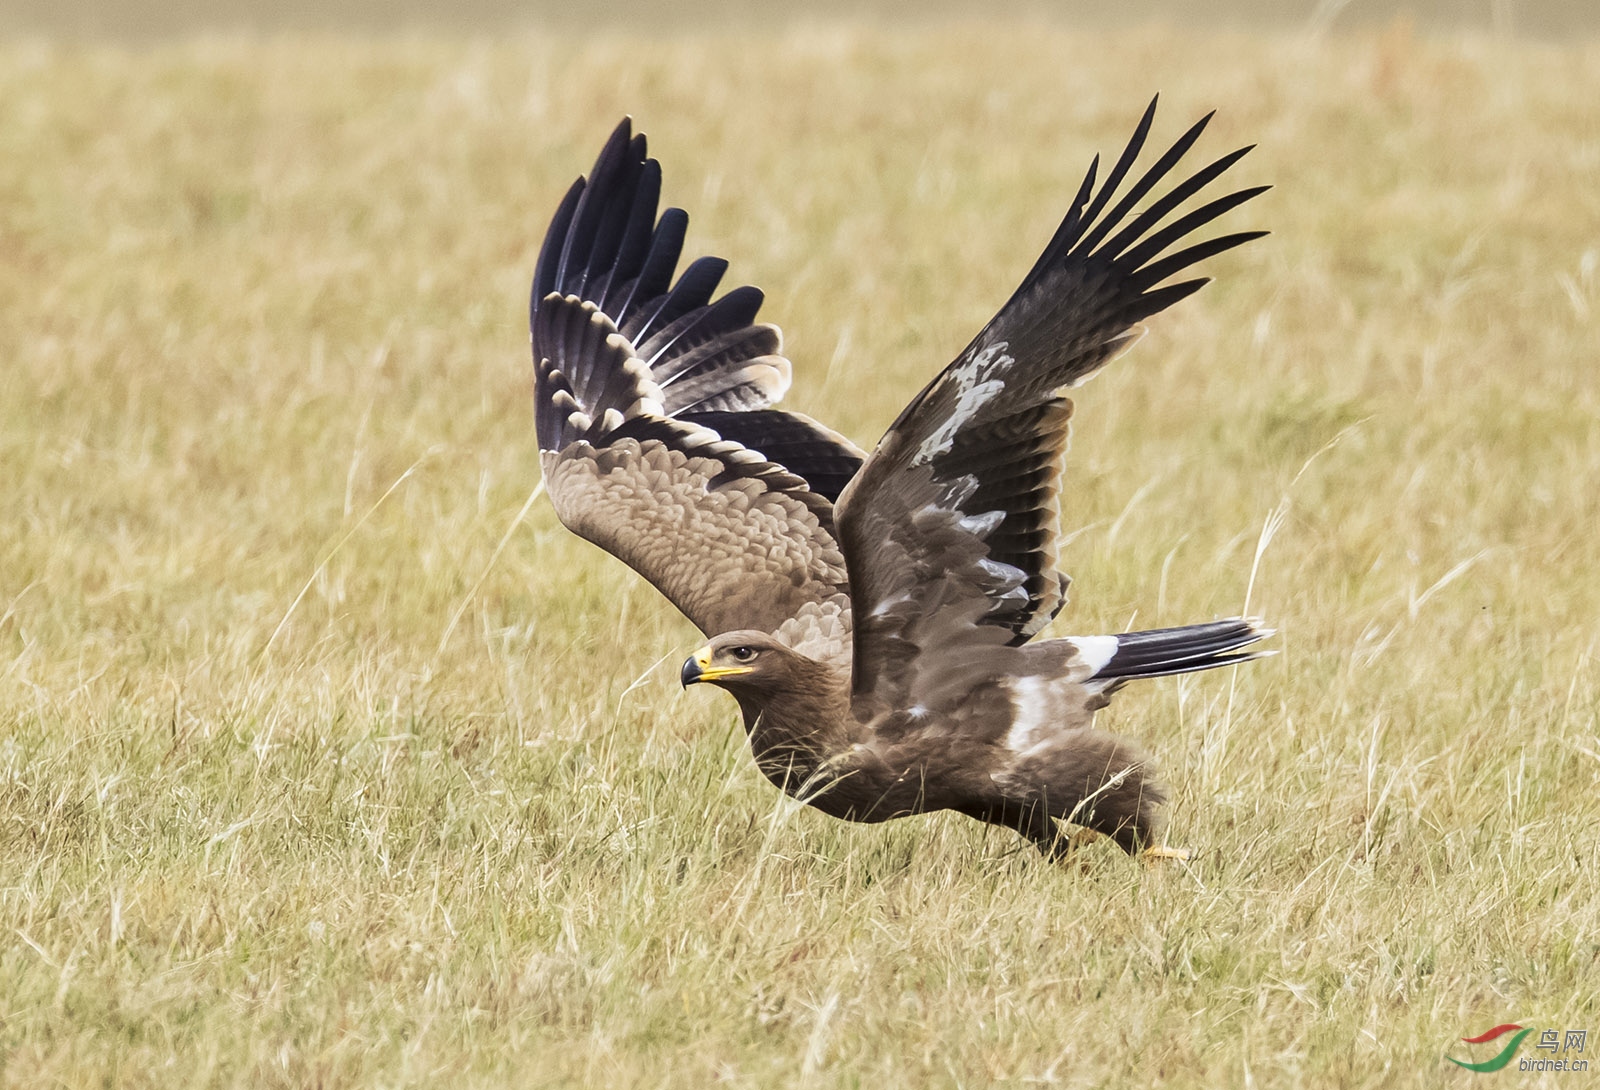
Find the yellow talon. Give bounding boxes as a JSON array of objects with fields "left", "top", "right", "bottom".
[{"left": 1141, "top": 844, "right": 1193, "bottom": 864}]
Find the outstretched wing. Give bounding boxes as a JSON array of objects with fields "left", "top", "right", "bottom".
[
  {"left": 835, "top": 98, "right": 1267, "bottom": 708},
  {"left": 533, "top": 119, "right": 864, "bottom": 637}
]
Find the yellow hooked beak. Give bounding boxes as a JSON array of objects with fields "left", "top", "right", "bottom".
[{"left": 680, "top": 645, "right": 754, "bottom": 687}]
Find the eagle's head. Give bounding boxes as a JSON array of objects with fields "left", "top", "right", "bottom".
[{"left": 679, "top": 631, "right": 807, "bottom": 696}]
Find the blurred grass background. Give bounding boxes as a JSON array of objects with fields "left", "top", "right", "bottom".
[
  {"left": 1, "top": 11, "right": 1598, "bottom": 1090},
  {"left": 5, "top": 0, "right": 1600, "bottom": 39}
]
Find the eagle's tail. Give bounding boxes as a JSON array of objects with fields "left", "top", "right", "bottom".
[{"left": 1075, "top": 618, "right": 1273, "bottom": 686}]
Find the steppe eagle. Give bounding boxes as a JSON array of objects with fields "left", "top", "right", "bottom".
[{"left": 531, "top": 101, "right": 1271, "bottom": 859}]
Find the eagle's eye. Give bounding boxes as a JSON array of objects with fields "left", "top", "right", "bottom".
[{"left": 730, "top": 646, "right": 757, "bottom": 663}]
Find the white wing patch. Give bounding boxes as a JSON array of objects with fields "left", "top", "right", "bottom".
[
  {"left": 1067, "top": 635, "right": 1120, "bottom": 675},
  {"left": 1002, "top": 675, "right": 1057, "bottom": 758},
  {"left": 912, "top": 340, "right": 1013, "bottom": 465}
]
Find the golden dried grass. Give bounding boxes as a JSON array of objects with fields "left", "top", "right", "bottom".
[{"left": 0, "top": 22, "right": 1597, "bottom": 1088}]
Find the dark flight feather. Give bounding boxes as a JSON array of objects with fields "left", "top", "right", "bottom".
[{"left": 838, "top": 96, "right": 1268, "bottom": 704}]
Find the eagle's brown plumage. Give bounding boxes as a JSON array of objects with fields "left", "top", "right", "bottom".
[{"left": 532, "top": 102, "right": 1272, "bottom": 858}]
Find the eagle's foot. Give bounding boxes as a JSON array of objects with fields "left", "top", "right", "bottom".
[
  {"left": 1140, "top": 843, "right": 1193, "bottom": 865},
  {"left": 1042, "top": 828, "right": 1102, "bottom": 870},
  {"left": 1027, "top": 826, "right": 1102, "bottom": 865},
  {"left": 1065, "top": 829, "right": 1102, "bottom": 852}
]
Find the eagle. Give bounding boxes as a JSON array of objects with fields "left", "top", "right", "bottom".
[{"left": 531, "top": 101, "right": 1271, "bottom": 861}]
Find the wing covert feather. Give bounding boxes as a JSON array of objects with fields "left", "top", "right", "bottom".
[
  {"left": 530, "top": 120, "right": 867, "bottom": 636},
  {"left": 537, "top": 295, "right": 849, "bottom": 636}
]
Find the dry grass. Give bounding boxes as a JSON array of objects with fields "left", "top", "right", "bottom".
[{"left": 1, "top": 21, "right": 1598, "bottom": 1089}]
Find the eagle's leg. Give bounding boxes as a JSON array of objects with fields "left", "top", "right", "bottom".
[
  {"left": 966, "top": 802, "right": 1098, "bottom": 862},
  {"left": 1025, "top": 729, "right": 1174, "bottom": 856},
  {"left": 965, "top": 790, "right": 1179, "bottom": 865},
  {"left": 1031, "top": 822, "right": 1190, "bottom": 865}
]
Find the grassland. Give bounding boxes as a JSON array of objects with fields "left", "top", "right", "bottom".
[{"left": 1, "top": 22, "right": 1598, "bottom": 1089}]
